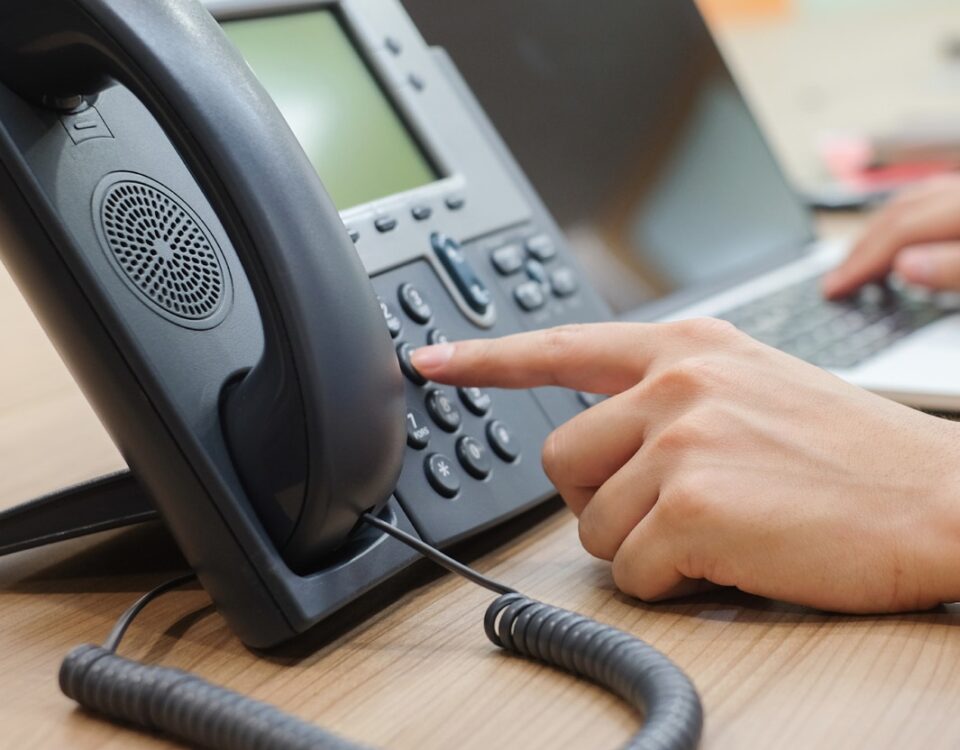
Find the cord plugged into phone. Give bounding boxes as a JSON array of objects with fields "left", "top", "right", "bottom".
[{"left": 59, "top": 513, "right": 704, "bottom": 750}]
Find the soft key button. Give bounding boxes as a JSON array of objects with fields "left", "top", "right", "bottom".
[
  {"left": 431, "top": 232, "right": 492, "bottom": 315},
  {"left": 444, "top": 194, "right": 465, "bottom": 210},
  {"left": 411, "top": 205, "right": 432, "bottom": 221},
  {"left": 375, "top": 215, "right": 397, "bottom": 233}
]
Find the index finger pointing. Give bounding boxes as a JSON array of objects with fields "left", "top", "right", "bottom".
[{"left": 410, "top": 323, "right": 661, "bottom": 393}]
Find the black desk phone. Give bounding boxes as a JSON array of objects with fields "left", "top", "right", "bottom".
[{"left": 0, "top": 1, "right": 702, "bottom": 747}]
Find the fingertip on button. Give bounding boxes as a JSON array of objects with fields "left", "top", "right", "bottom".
[
  {"left": 397, "top": 342, "right": 428, "bottom": 386},
  {"left": 411, "top": 343, "right": 455, "bottom": 372}
]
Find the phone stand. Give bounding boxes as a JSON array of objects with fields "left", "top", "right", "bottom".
[
  {"left": 0, "top": 471, "right": 424, "bottom": 648},
  {"left": 0, "top": 471, "right": 157, "bottom": 557}
]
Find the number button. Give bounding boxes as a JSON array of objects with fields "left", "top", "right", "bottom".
[
  {"left": 456, "top": 436, "right": 492, "bottom": 480},
  {"left": 428, "top": 328, "right": 450, "bottom": 346},
  {"left": 425, "top": 453, "right": 460, "bottom": 498},
  {"left": 405, "top": 409, "right": 431, "bottom": 449},
  {"left": 458, "top": 386, "right": 491, "bottom": 416},
  {"left": 398, "top": 283, "right": 432, "bottom": 324},
  {"left": 379, "top": 297, "right": 402, "bottom": 338},
  {"left": 425, "top": 388, "right": 461, "bottom": 432},
  {"left": 487, "top": 420, "right": 519, "bottom": 462},
  {"left": 397, "top": 343, "right": 427, "bottom": 386}
]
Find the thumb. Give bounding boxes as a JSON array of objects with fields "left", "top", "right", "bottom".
[{"left": 894, "top": 243, "right": 960, "bottom": 291}]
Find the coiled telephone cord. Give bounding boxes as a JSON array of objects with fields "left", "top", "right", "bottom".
[{"left": 59, "top": 514, "right": 703, "bottom": 750}]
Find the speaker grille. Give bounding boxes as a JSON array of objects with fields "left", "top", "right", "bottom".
[{"left": 98, "top": 178, "right": 227, "bottom": 322}]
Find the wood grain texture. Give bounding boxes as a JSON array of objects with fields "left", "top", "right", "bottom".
[{"left": 1, "top": 208, "right": 959, "bottom": 749}]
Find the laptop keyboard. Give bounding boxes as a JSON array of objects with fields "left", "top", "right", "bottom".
[{"left": 718, "top": 275, "right": 950, "bottom": 369}]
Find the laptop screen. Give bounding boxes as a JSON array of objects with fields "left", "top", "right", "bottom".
[{"left": 402, "top": 0, "right": 815, "bottom": 314}]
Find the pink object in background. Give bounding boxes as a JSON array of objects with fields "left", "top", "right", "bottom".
[{"left": 820, "top": 131, "right": 960, "bottom": 192}]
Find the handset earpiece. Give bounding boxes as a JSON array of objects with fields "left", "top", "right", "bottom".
[{"left": 0, "top": 0, "right": 405, "bottom": 570}]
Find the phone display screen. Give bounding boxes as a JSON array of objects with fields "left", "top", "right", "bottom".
[{"left": 222, "top": 10, "right": 438, "bottom": 211}]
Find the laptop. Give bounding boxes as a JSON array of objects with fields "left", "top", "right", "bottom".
[{"left": 402, "top": 0, "right": 960, "bottom": 411}]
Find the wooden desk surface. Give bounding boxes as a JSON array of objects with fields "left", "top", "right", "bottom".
[{"left": 2, "top": 213, "right": 960, "bottom": 750}]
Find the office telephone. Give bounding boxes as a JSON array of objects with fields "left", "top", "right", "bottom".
[{"left": 0, "top": 0, "right": 702, "bottom": 747}]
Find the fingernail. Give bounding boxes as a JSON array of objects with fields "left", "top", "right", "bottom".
[
  {"left": 897, "top": 250, "right": 934, "bottom": 283},
  {"left": 411, "top": 343, "right": 455, "bottom": 371}
]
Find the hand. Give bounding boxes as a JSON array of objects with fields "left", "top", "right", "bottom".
[
  {"left": 411, "top": 321, "right": 960, "bottom": 613},
  {"left": 823, "top": 175, "right": 960, "bottom": 298}
]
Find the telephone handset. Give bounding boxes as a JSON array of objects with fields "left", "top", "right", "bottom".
[{"left": 0, "top": 0, "right": 404, "bottom": 572}]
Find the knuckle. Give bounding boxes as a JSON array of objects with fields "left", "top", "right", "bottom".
[
  {"left": 884, "top": 192, "right": 914, "bottom": 212},
  {"left": 646, "top": 356, "right": 725, "bottom": 400},
  {"left": 660, "top": 474, "right": 713, "bottom": 527},
  {"left": 539, "top": 325, "right": 586, "bottom": 363},
  {"left": 540, "top": 428, "right": 566, "bottom": 483},
  {"left": 577, "top": 510, "right": 612, "bottom": 560},
  {"left": 471, "top": 338, "right": 494, "bottom": 365},
  {"left": 671, "top": 316, "right": 739, "bottom": 342},
  {"left": 611, "top": 548, "right": 658, "bottom": 601},
  {"left": 649, "top": 413, "right": 703, "bottom": 457},
  {"left": 611, "top": 553, "right": 639, "bottom": 596},
  {"left": 882, "top": 211, "right": 913, "bottom": 243}
]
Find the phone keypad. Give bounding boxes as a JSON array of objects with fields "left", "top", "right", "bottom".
[{"left": 372, "top": 261, "right": 557, "bottom": 547}]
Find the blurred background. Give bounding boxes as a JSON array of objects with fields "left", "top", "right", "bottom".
[
  {"left": 700, "top": 0, "right": 960, "bottom": 195},
  {"left": 403, "top": 0, "right": 960, "bottom": 311}
]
